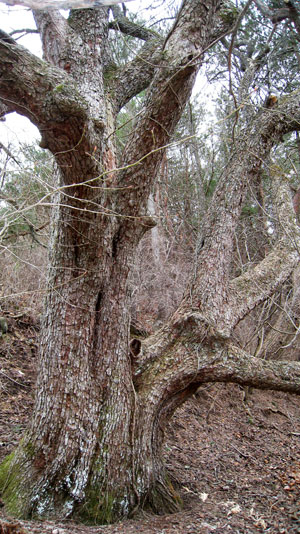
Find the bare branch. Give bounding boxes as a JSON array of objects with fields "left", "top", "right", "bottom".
[
  {"left": 107, "top": 4, "right": 165, "bottom": 112},
  {"left": 229, "top": 165, "right": 300, "bottom": 327},
  {"left": 0, "top": 142, "right": 20, "bottom": 164},
  {"left": 138, "top": 336, "right": 300, "bottom": 422},
  {"left": 113, "top": 37, "right": 164, "bottom": 112},
  {"left": 0, "top": 0, "right": 134, "bottom": 8},
  {"left": 213, "top": 343, "right": 300, "bottom": 394},
  {"left": 0, "top": 36, "right": 87, "bottom": 125},
  {"left": 0, "top": 35, "right": 111, "bottom": 188},
  {"left": 229, "top": 240, "right": 299, "bottom": 328},
  {"left": 0, "top": 29, "right": 16, "bottom": 44},
  {"left": 10, "top": 28, "right": 39, "bottom": 38},
  {"left": 109, "top": 5, "right": 158, "bottom": 41}
]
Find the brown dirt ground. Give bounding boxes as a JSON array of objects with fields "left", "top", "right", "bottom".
[{"left": 1, "top": 315, "right": 300, "bottom": 534}]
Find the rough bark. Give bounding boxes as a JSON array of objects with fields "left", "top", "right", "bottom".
[
  {"left": 0, "top": 0, "right": 300, "bottom": 526},
  {"left": 0, "top": 0, "right": 240, "bottom": 523}
]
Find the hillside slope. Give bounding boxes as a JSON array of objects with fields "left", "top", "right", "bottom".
[{"left": 1, "top": 316, "right": 300, "bottom": 534}]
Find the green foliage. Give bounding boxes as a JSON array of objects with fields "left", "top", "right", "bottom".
[
  {"left": 116, "top": 90, "right": 146, "bottom": 150},
  {"left": 205, "top": 0, "right": 300, "bottom": 107},
  {"left": 241, "top": 205, "right": 259, "bottom": 217},
  {"left": 80, "top": 487, "right": 116, "bottom": 524},
  {"left": 53, "top": 83, "right": 65, "bottom": 93},
  {"left": 205, "top": 178, "right": 217, "bottom": 198},
  {"left": 219, "top": 3, "right": 239, "bottom": 25}
]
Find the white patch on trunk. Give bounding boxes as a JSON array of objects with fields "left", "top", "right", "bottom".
[{"left": 2, "top": 0, "right": 133, "bottom": 9}]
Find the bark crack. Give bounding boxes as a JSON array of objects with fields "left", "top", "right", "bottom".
[{"left": 95, "top": 291, "right": 103, "bottom": 313}]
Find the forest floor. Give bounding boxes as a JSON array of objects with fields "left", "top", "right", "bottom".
[{"left": 1, "top": 313, "right": 300, "bottom": 534}]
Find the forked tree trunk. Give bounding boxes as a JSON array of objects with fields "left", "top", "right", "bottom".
[
  {"left": 0, "top": 183, "right": 180, "bottom": 522},
  {"left": 0, "top": 2, "right": 229, "bottom": 518},
  {"left": 1, "top": 0, "right": 300, "bottom": 525}
]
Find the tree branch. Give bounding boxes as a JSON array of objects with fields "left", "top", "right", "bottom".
[
  {"left": 116, "top": 0, "right": 238, "bottom": 217},
  {"left": 32, "top": 9, "right": 70, "bottom": 66},
  {"left": 229, "top": 240, "right": 299, "bottom": 328},
  {"left": 229, "top": 165, "right": 300, "bottom": 327},
  {"left": 212, "top": 343, "right": 300, "bottom": 394},
  {"left": 109, "top": 5, "right": 158, "bottom": 41},
  {"left": 0, "top": 142, "right": 20, "bottom": 164},
  {"left": 137, "top": 334, "right": 300, "bottom": 426},
  {"left": 0, "top": 35, "right": 87, "bottom": 126},
  {"left": 132, "top": 90, "right": 300, "bottom": 381},
  {"left": 0, "top": 29, "right": 16, "bottom": 44},
  {"left": 0, "top": 0, "right": 134, "bottom": 8},
  {"left": 10, "top": 28, "right": 39, "bottom": 37},
  {"left": 182, "top": 90, "right": 300, "bottom": 333},
  {"left": 101, "top": 0, "right": 163, "bottom": 110},
  {"left": 0, "top": 98, "right": 11, "bottom": 119},
  {"left": 0, "top": 35, "right": 106, "bottom": 184},
  {"left": 113, "top": 36, "right": 164, "bottom": 112}
]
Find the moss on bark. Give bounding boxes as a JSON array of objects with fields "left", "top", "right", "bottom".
[
  {"left": 78, "top": 487, "right": 117, "bottom": 525},
  {"left": 0, "top": 452, "right": 25, "bottom": 518},
  {"left": 146, "top": 476, "right": 183, "bottom": 515}
]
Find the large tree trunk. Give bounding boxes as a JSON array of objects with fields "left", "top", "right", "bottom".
[
  {"left": 0, "top": 0, "right": 238, "bottom": 522},
  {"left": 0, "top": 176, "right": 174, "bottom": 522},
  {"left": 1, "top": 0, "right": 300, "bottom": 525}
]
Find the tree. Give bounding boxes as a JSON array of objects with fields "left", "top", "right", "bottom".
[{"left": 0, "top": 0, "right": 300, "bottom": 524}]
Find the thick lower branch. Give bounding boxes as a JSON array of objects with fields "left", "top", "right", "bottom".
[
  {"left": 138, "top": 335, "right": 300, "bottom": 423},
  {"left": 229, "top": 241, "right": 299, "bottom": 328},
  {"left": 213, "top": 343, "right": 300, "bottom": 394}
]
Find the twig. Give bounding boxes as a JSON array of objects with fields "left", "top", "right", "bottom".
[{"left": 0, "top": 369, "right": 28, "bottom": 388}]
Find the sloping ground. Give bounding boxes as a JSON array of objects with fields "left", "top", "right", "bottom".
[
  {"left": 0, "top": 313, "right": 38, "bottom": 458},
  {"left": 1, "top": 316, "right": 300, "bottom": 534}
]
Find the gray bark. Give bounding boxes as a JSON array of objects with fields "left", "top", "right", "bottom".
[{"left": 0, "top": 0, "right": 300, "bottom": 525}]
